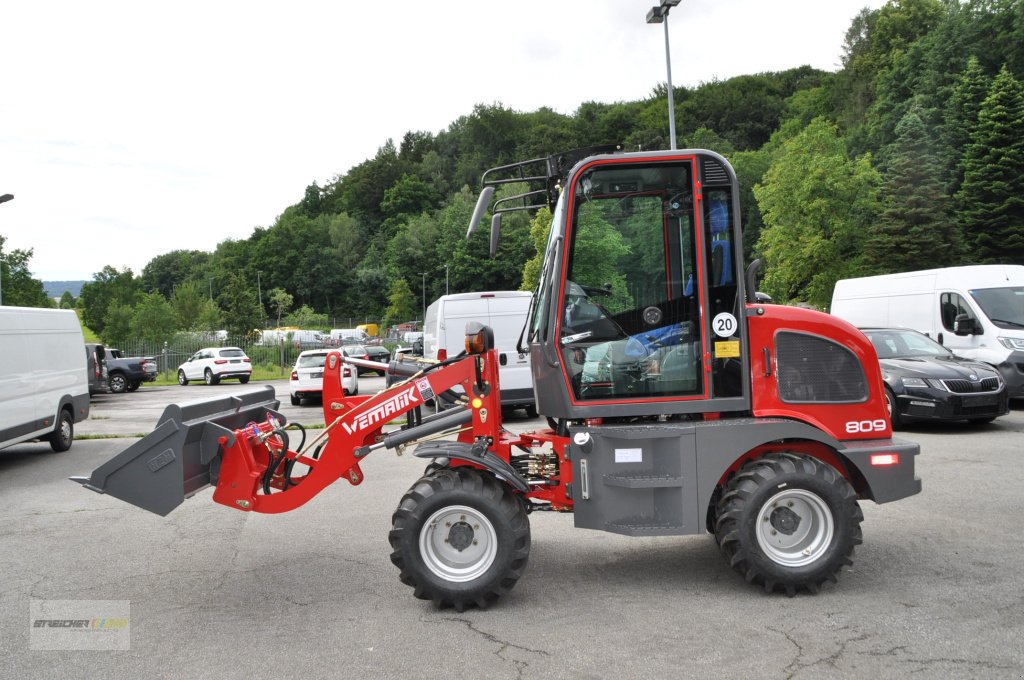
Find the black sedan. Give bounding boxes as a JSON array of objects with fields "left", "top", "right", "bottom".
[
  {"left": 861, "top": 327, "right": 1009, "bottom": 428},
  {"left": 363, "top": 344, "right": 391, "bottom": 374}
]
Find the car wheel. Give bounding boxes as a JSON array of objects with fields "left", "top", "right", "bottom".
[
  {"left": 389, "top": 468, "right": 531, "bottom": 611},
  {"left": 290, "top": 394, "right": 300, "bottom": 406},
  {"left": 126, "top": 380, "right": 141, "bottom": 392},
  {"left": 49, "top": 408, "right": 74, "bottom": 453},
  {"left": 714, "top": 452, "right": 863, "bottom": 596},
  {"left": 524, "top": 404, "right": 539, "bottom": 419},
  {"left": 884, "top": 386, "right": 903, "bottom": 430},
  {"left": 178, "top": 370, "right": 188, "bottom": 386},
  {"left": 109, "top": 372, "right": 127, "bottom": 393},
  {"left": 239, "top": 375, "right": 250, "bottom": 384},
  {"left": 204, "top": 369, "right": 219, "bottom": 386},
  {"left": 969, "top": 416, "right": 996, "bottom": 425}
]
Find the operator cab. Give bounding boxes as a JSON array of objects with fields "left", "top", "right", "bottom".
[{"left": 471, "top": 149, "right": 749, "bottom": 421}]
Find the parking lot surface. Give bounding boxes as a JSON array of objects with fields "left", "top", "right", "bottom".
[{"left": 2, "top": 379, "right": 1023, "bottom": 678}]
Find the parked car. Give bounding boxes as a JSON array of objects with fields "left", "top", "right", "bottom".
[
  {"left": 363, "top": 344, "right": 390, "bottom": 374},
  {"left": 105, "top": 348, "right": 158, "bottom": 393},
  {"left": 289, "top": 349, "right": 357, "bottom": 405},
  {"left": 177, "top": 347, "right": 252, "bottom": 385},
  {"left": 860, "top": 327, "right": 1009, "bottom": 428},
  {"left": 84, "top": 343, "right": 109, "bottom": 395},
  {"left": 340, "top": 344, "right": 372, "bottom": 375}
]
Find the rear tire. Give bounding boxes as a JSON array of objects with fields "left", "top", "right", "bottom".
[
  {"left": 290, "top": 394, "right": 300, "bottom": 406},
  {"left": 239, "top": 375, "right": 250, "bottom": 384},
  {"left": 389, "top": 468, "right": 530, "bottom": 611},
  {"left": 714, "top": 452, "right": 862, "bottom": 596},
  {"left": 49, "top": 409, "right": 73, "bottom": 453},
  {"left": 126, "top": 380, "right": 140, "bottom": 392},
  {"left": 204, "top": 369, "right": 219, "bottom": 386},
  {"left": 177, "top": 370, "right": 188, "bottom": 386},
  {"left": 109, "top": 373, "right": 128, "bottom": 393}
]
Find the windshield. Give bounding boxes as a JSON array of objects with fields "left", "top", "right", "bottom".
[
  {"left": 220, "top": 349, "right": 246, "bottom": 358},
  {"left": 970, "top": 286, "right": 1024, "bottom": 329},
  {"left": 527, "top": 193, "right": 565, "bottom": 343},
  {"left": 864, "top": 329, "right": 952, "bottom": 359}
]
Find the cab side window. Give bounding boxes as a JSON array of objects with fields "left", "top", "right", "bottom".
[{"left": 940, "top": 293, "right": 976, "bottom": 332}]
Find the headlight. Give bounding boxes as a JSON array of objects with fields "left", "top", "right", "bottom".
[
  {"left": 997, "top": 336, "right": 1024, "bottom": 350},
  {"left": 901, "top": 377, "right": 928, "bottom": 388}
]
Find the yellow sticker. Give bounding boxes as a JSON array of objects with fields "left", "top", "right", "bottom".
[{"left": 715, "top": 341, "right": 741, "bottom": 358}]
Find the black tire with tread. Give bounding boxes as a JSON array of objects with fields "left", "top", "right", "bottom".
[
  {"left": 126, "top": 380, "right": 140, "bottom": 392},
  {"left": 290, "top": 394, "right": 300, "bottom": 406},
  {"left": 389, "top": 467, "right": 530, "bottom": 611},
  {"left": 178, "top": 370, "right": 188, "bottom": 386},
  {"left": 204, "top": 369, "right": 219, "bottom": 386},
  {"left": 49, "top": 409, "right": 74, "bottom": 453},
  {"left": 884, "top": 386, "right": 903, "bottom": 430},
  {"left": 714, "top": 452, "right": 863, "bottom": 596},
  {"left": 239, "top": 375, "right": 250, "bottom": 384},
  {"left": 109, "top": 372, "right": 128, "bottom": 393}
]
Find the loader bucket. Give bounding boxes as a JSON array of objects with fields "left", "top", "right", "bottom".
[{"left": 71, "top": 386, "right": 284, "bottom": 516}]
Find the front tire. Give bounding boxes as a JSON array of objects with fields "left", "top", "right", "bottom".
[
  {"left": 109, "top": 372, "right": 128, "bottom": 393},
  {"left": 49, "top": 409, "right": 73, "bottom": 453},
  {"left": 389, "top": 468, "right": 530, "bottom": 611},
  {"left": 177, "top": 370, "right": 188, "bottom": 386},
  {"left": 884, "top": 386, "right": 903, "bottom": 430},
  {"left": 714, "top": 452, "right": 863, "bottom": 596}
]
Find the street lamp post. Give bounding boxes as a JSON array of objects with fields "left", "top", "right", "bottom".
[
  {"left": 647, "top": 0, "right": 681, "bottom": 150},
  {"left": 0, "top": 194, "right": 13, "bottom": 305}
]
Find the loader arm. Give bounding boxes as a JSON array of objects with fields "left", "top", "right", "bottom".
[{"left": 73, "top": 334, "right": 510, "bottom": 516}]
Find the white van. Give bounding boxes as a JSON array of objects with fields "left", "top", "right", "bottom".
[
  {"left": 423, "top": 291, "right": 535, "bottom": 413},
  {"left": 0, "top": 307, "right": 91, "bottom": 452},
  {"left": 330, "top": 328, "right": 370, "bottom": 345},
  {"left": 831, "top": 265, "right": 1024, "bottom": 399}
]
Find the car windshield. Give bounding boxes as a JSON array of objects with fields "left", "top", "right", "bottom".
[
  {"left": 970, "top": 286, "right": 1024, "bottom": 329},
  {"left": 297, "top": 354, "right": 327, "bottom": 368},
  {"left": 220, "top": 349, "right": 246, "bottom": 358},
  {"left": 865, "top": 329, "right": 952, "bottom": 359}
]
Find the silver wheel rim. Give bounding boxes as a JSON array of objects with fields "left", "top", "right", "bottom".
[
  {"left": 885, "top": 392, "right": 894, "bottom": 419},
  {"left": 111, "top": 375, "right": 125, "bottom": 391},
  {"left": 60, "top": 417, "right": 72, "bottom": 444},
  {"left": 178, "top": 371, "right": 186, "bottom": 384},
  {"left": 755, "top": 488, "right": 834, "bottom": 567},
  {"left": 205, "top": 370, "right": 213, "bottom": 384},
  {"left": 419, "top": 504, "right": 497, "bottom": 583}
]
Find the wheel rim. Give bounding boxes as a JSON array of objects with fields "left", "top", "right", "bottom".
[
  {"left": 111, "top": 375, "right": 125, "bottom": 391},
  {"left": 755, "top": 488, "right": 834, "bottom": 567},
  {"left": 419, "top": 504, "right": 498, "bottom": 583},
  {"left": 885, "top": 391, "right": 894, "bottom": 420},
  {"left": 205, "top": 370, "right": 213, "bottom": 384},
  {"left": 60, "top": 417, "right": 72, "bottom": 444},
  {"left": 178, "top": 371, "right": 186, "bottom": 385}
]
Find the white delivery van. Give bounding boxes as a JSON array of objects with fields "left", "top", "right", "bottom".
[
  {"left": 831, "top": 265, "right": 1024, "bottom": 399},
  {"left": 0, "top": 307, "right": 91, "bottom": 452},
  {"left": 423, "top": 291, "right": 535, "bottom": 413}
]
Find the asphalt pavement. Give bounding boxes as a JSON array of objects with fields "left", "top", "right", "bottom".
[{"left": 2, "top": 379, "right": 1023, "bottom": 678}]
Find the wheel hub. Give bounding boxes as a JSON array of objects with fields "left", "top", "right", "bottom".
[
  {"left": 448, "top": 521, "right": 475, "bottom": 551},
  {"left": 769, "top": 506, "right": 801, "bottom": 535}
]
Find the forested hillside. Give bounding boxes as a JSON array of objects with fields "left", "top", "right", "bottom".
[{"left": 5, "top": 0, "right": 1022, "bottom": 345}]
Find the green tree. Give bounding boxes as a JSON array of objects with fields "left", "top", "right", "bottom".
[
  {"left": 217, "top": 273, "right": 262, "bottom": 338},
  {"left": 0, "top": 235, "right": 51, "bottom": 307},
  {"left": 59, "top": 291, "right": 76, "bottom": 309},
  {"left": 283, "top": 304, "right": 328, "bottom": 329},
  {"left": 267, "top": 288, "right": 293, "bottom": 327},
  {"left": 383, "top": 278, "right": 417, "bottom": 329},
  {"left": 79, "top": 266, "right": 139, "bottom": 335},
  {"left": 101, "top": 303, "right": 134, "bottom": 348},
  {"left": 171, "top": 280, "right": 220, "bottom": 331},
  {"left": 754, "top": 118, "right": 881, "bottom": 308},
  {"left": 943, "top": 56, "right": 991, "bottom": 196},
  {"left": 864, "top": 108, "right": 960, "bottom": 271},
  {"left": 521, "top": 207, "right": 553, "bottom": 291},
  {"left": 956, "top": 66, "right": 1024, "bottom": 263},
  {"left": 140, "top": 249, "right": 211, "bottom": 297},
  {"left": 130, "top": 292, "right": 176, "bottom": 344}
]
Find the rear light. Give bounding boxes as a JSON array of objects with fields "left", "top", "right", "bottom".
[
  {"left": 437, "top": 349, "right": 447, "bottom": 361},
  {"left": 343, "top": 366, "right": 352, "bottom": 377},
  {"left": 870, "top": 453, "right": 900, "bottom": 466},
  {"left": 290, "top": 371, "right": 298, "bottom": 380},
  {"left": 214, "top": 359, "right": 227, "bottom": 365},
  {"left": 243, "top": 357, "right": 251, "bottom": 363}
]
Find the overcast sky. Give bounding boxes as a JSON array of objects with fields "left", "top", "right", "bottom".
[{"left": 1, "top": 0, "right": 883, "bottom": 283}]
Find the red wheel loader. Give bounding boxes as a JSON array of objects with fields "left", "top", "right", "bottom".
[{"left": 73, "top": 148, "right": 920, "bottom": 610}]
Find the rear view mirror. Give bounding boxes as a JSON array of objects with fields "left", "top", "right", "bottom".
[
  {"left": 489, "top": 213, "right": 502, "bottom": 258},
  {"left": 466, "top": 186, "right": 495, "bottom": 239}
]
